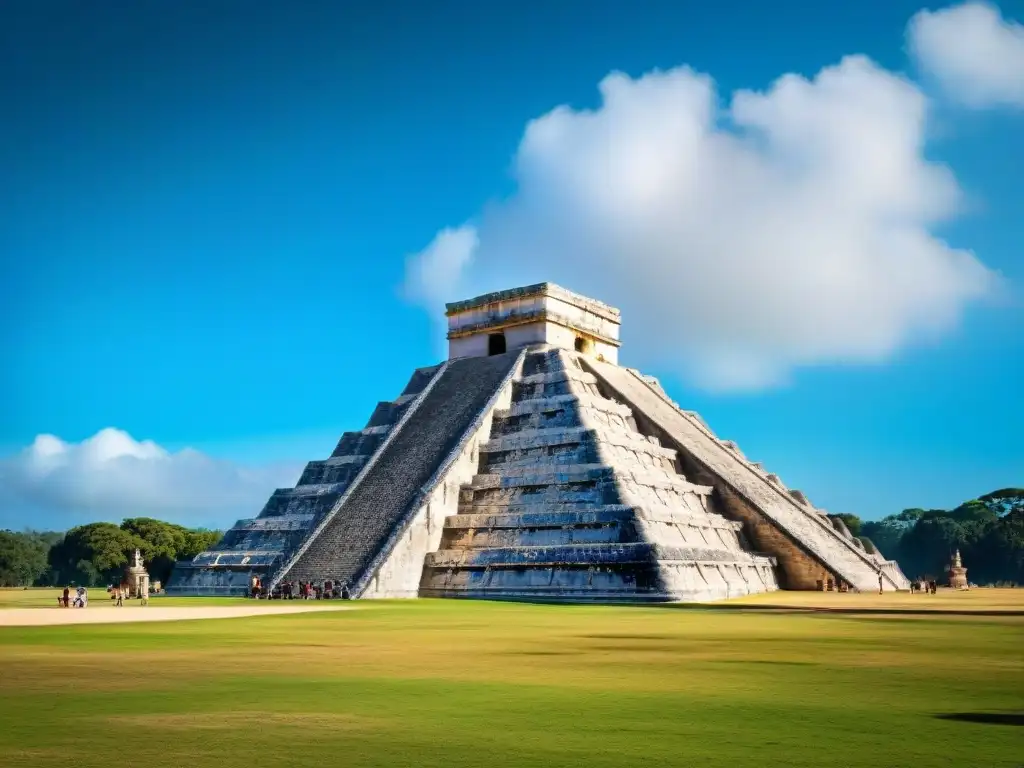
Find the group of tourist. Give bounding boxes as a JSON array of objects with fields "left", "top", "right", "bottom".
[
  {"left": 56, "top": 586, "right": 88, "bottom": 608},
  {"left": 106, "top": 584, "right": 148, "bottom": 605},
  {"left": 910, "top": 579, "right": 939, "bottom": 594},
  {"left": 249, "top": 574, "right": 351, "bottom": 600}
]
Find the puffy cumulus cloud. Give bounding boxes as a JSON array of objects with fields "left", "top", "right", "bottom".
[
  {"left": 404, "top": 55, "right": 999, "bottom": 390},
  {"left": 0, "top": 428, "right": 302, "bottom": 529},
  {"left": 403, "top": 225, "right": 478, "bottom": 312},
  {"left": 908, "top": 2, "right": 1024, "bottom": 108}
]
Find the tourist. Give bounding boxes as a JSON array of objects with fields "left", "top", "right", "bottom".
[
  {"left": 340, "top": 582, "right": 350, "bottom": 600},
  {"left": 878, "top": 572, "right": 883, "bottom": 595},
  {"left": 62, "top": 586, "right": 70, "bottom": 608},
  {"left": 115, "top": 587, "right": 123, "bottom": 607}
]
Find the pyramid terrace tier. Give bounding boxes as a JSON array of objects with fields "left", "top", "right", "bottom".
[
  {"left": 480, "top": 425, "right": 679, "bottom": 474},
  {"left": 420, "top": 542, "right": 776, "bottom": 602},
  {"left": 215, "top": 514, "right": 315, "bottom": 553},
  {"left": 296, "top": 455, "right": 368, "bottom": 487},
  {"left": 439, "top": 505, "right": 751, "bottom": 551}
]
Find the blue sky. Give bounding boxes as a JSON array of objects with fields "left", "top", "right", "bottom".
[{"left": 1, "top": 0, "right": 1021, "bottom": 531}]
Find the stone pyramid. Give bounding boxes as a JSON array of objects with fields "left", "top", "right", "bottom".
[{"left": 168, "top": 282, "right": 909, "bottom": 600}]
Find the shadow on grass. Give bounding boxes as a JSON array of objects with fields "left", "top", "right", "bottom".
[
  {"left": 935, "top": 712, "right": 1024, "bottom": 727},
  {"left": 457, "top": 597, "right": 1024, "bottom": 617},
  {"left": 657, "top": 604, "right": 1024, "bottom": 617}
]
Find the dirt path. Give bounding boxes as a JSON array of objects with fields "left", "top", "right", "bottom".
[{"left": 0, "top": 604, "right": 350, "bottom": 627}]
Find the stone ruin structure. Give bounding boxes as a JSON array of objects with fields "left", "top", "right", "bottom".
[
  {"left": 124, "top": 548, "right": 151, "bottom": 599},
  {"left": 947, "top": 549, "right": 968, "bottom": 589},
  {"left": 168, "top": 283, "right": 910, "bottom": 601}
]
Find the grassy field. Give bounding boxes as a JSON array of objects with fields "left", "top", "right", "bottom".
[
  {"left": 0, "top": 587, "right": 248, "bottom": 609},
  {"left": 0, "top": 589, "right": 1021, "bottom": 768}
]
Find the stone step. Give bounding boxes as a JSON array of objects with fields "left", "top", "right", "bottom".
[
  {"left": 445, "top": 504, "right": 637, "bottom": 529},
  {"left": 365, "top": 398, "right": 416, "bottom": 428},
  {"left": 187, "top": 551, "right": 283, "bottom": 568},
  {"left": 463, "top": 481, "right": 616, "bottom": 507},
  {"left": 424, "top": 542, "right": 770, "bottom": 568},
  {"left": 443, "top": 506, "right": 744, "bottom": 551},
  {"left": 466, "top": 465, "right": 711, "bottom": 496},
  {"left": 481, "top": 443, "right": 599, "bottom": 473},
  {"left": 230, "top": 514, "right": 315, "bottom": 532},
  {"left": 521, "top": 350, "right": 557, "bottom": 377},
  {"left": 466, "top": 464, "right": 615, "bottom": 489},
  {"left": 440, "top": 521, "right": 637, "bottom": 549},
  {"left": 481, "top": 425, "right": 671, "bottom": 458},
  {"left": 496, "top": 393, "right": 632, "bottom": 420},
  {"left": 400, "top": 365, "right": 442, "bottom": 396},
  {"left": 257, "top": 486, "right": 343, "bottom": 519},
  {"left": 513, "top": 373, "right": 598, "bottom": 400},
  {"left": 517, "top": 368, "right": 597, "bottom": 387},
  {"left": 330, "top": 425, "right": 391, "bottom": 459},
  {"left": 297, "top": 455, "right": 368, "bottom": 486},
  {"left": 420, "top": 555, "right": 777, "bottom": 602}
]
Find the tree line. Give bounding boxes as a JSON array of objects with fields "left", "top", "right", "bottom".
[
  {"left": 0, "top": 518, "right": 222, "bottom": 588},
  {"left": 832, "top": 488, "right": 1023, "bottom": 585},
  {"left": 2, "top": 488, "right": 1021, "bottom": 589}
]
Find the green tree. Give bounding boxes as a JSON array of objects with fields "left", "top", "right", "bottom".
[
  {"left": 980, "top": 508, "right": 1024, "bottom": 584},
  {"left": 119, "top": 518, "right": 224, "bottom": 584},
  {"left": 0, "top": 531, "right": 57, "bottom": 586},
  {"left": 896, "top": 516, "right": 965, "bottom": 579},
  {"left": 182, "top": 530, "right": 222, "bottom": 559},
  {"left": 977, "top": 488, "right": 1024, "bottom": 517},
  {"left": 48, "top": 523, "right": 144, "bottom": 586}
]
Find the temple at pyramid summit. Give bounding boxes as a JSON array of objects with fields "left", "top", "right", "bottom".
[{"left": 167, "top": 282, "right": 910, "bottom": 600}]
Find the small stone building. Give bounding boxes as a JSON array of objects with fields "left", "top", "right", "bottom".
[{"left": 947, "top": 549, "right": 968, "bottom": 589}]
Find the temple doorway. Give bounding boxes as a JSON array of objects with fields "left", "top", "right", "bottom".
[{"left": 488, "top": 333, "right": 507, "bottom": 355}]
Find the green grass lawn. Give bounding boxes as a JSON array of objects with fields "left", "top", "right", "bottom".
[
  {"left": 0, "top": 589, "right": 1021, "bottom": 767},
  {"left": 0, "top": 587, "right": 248, "bottom": 610}
]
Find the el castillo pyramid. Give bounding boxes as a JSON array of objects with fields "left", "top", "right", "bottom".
[{"left": 168, "top": 283, "right": 910, "bottom": 600}]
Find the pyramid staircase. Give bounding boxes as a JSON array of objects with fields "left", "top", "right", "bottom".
[{"left": 419, "top": 348, "right": 779, "bottom": 601}]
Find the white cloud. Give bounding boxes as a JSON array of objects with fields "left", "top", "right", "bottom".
[
  {"left": 0, "top": 428, "right": 301, "bottom": 530},
  {"left": 908, "top": 2, "right": 1024, "bottom": 108},
  {"left": 403, "top": 225, "right": 479, "bottom": 311},
  {"left": 403, "top": 55, "right": 999, "bottom": 390}
]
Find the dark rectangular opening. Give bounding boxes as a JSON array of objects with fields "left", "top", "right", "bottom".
[{"left": 488, "top": 333, "right": 507, "bottom": 355}]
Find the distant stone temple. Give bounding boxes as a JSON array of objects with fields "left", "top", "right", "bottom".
[
  {"left": 947, "top": 549, "right": 968, "bottom": 589},
  {"left": 168, "top": 283, "right": 910, "bottom": 600}
]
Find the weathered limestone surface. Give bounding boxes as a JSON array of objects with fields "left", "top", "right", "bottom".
[
  {"left": 419, "top": 349, "right": 778, "bottom": 602},
  {"left": 275, "top": 351, "right": 523, "bottom": 589},
  {"left": 166, "top": 364, "right": 443, "bottom": 595},
  {"left": 582, "top": 358, "right": 910, "bottom": 592}
]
